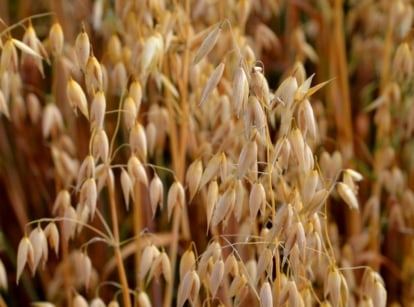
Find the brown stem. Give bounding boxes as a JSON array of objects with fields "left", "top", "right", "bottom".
[
  {"left": 133, "top": 182, "right": 142, "bottom": 290},
  {"left": 107, "top": 166, "right": 131, "bottom": 307}
]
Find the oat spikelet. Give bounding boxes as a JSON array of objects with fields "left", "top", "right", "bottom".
[
  {"left": 212, "top": 186, "right": 236, "bottom": 227},
  {"left": 229, "top": 274, "right": 247, "bottom": 297},
  {"left": 90, "top": 91, "right": 106, "bottom": 131},
  {"left": 160, "top": 251, "right": 172, "bottom": 283},
  {"left": 250, "top": 65, "right": 270, "bottom": 105},
  {"left": 90, "top": 298, "right": 105, "bottom": 307},
  {"left": 233, "top": 61, "right": 249, "bottom": 117},
  {"left": 302, "top": 170, "right": 319, "bottom": 205},
  {"left": 177, "top": 270, "right": 196, "bottom": 307},
  {"left": 224, "top": 253, "right": 239, "bottom": 277},
  {"left": 249, "top": 182, "right": 266, "bottom": 219},
  {"left": 237, "top": 141, "right": 257, "bottom": 179},
  {"left": 199, "top": 62, "right": 225, "bottom": 106},
  {"left": 76, "top": 155, "right": 95, "bottom": 191},
  {"left": 180, "top": 248, "right": 196, "bottom": 281},
  {"left": 1, "top": 39, "right": 18, "bottom": 73},
  {"left": 49, "top": 22, "right": 64, "bottom": 56},
  {"left": 141, "top": 33, "right": 164, "bottom": 80},
  {"left": 337, "top": 182, "right": 359, "bottom": 210},
  {"left": 42, "top": 104, "right": 64, "bottom": 138},
  {"left": 85, "top": 54, "right": 103, "bottom": 94},
  {"left": 80, "top": 178, "right": 98, "bottom": 218},
  {"left": 129, "top": 80, "right": 142, "bottom": 111},
  {"left": 167, "top": 181, "right": 185, "bottom": 221},
  {"left": 16, "top": 237, "right": 34, "bottom": 284},
  {"left": 123, "top": 96, "right": 137, "bottom": 130},
  {"left": 193, "top": 22, "right": 223, "bottom": 65},
  {"left": 127, "top": 156, "right": 148, "bottom": 187},
  {"left": 234, "top": 179, "right": 247, "bottom": 222},
  {"left": 324, "top": 266, "right": 341, "bottom": 307},
  {"left": 209, "top": 259, "right": 224, "bottom": 298},
  {"left": 260, "top": 281, "right": 273, "bottom": 307},
  {"left": 256, "top": 249, "right": 273, "bottom": 283},
  {"left": 75, "top": 25, "right": 90, "bottom": 71},
  {"left": 149, "top": 175, "right": 163, "bottom": 218},
  {"left": 129, "top": 122, "right": 147, "bottom": 161},
  {"left": 73, "top": 294, "right": 88, "bottom": 307},
  {"left": 137, "top": 292, "right": 151, "bottom": 307},
  {"left": 44, "top": 222, "right": 59, "bottom": 256},
  {"left": 139, "top": 245, "right": 159, "bottom": 281},
  {"left": 206, "top": 180, "right": 218, "bottom": 232},
  {"left": 199, "top": 153, "right": 221, "bottom": 190},
  {"left": 52, "top": 189, "right": 71, "bottom": 215},
  {"left": 62, "top": 206, "right": 77, "bottom": 243},
  {"left": 28, "top": 227, "right": 48, "bottom": 272},
  {"left": 185, "top": 159, "right": 203, "bottom": 201},
  {"left": 92, "top": 129, "right": 109, "bottom": 162},
  {"left": 67, "top": 77, "right": 89, "bottom": 119}
]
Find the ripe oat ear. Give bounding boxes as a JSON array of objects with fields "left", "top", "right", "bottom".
[
  {"left": 199, "top": 62, "right": 225, "bottom": 106},
  {"left": 75, "top": 24, "right": 90, "bottom": 71},
  {"left": 66, "top": 77, "right": 89, "bottom": 119},
  {"left": 192, "top": 21, "right": 223, "bottom": 65}
]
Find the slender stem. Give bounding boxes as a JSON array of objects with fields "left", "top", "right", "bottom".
[
  {"left": 332, "top": 0, "right": 353, "bottom": 161},
  {"left": 380, "top": 4, "right": 393, "bottom": 93},
  {"left": 133, "top": 182, "right": 143, "bottom": 289},
  {"left": 164, "top": 0, "right": 192, "bottom": 306},
  {"left": 369, "top": 1, "right": 393, "bottom": 272},
  {"left": 107, "top": 166, "right": 132, "bottom": 307},
  {"left": 176, "top": 0, "right": 191, "bottom": 241}
]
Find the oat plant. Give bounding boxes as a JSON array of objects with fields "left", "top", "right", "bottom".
[{"left": 1, "top": 0, "right": 414, "bottom": 306}]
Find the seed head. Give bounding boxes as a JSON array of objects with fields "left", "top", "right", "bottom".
[
  {"left": 92, "top": 129, "right": 109, "bottom": 163},
  {"left": 337, "top": 182, "right": 359, "bottom": 210},
  {"left": 67, "top": 77, "right": 89, "bottom": 119},
  {"left": 206, "top": 180, "right": 218, "bottom": 232},
  {"left": 249, "top": 182, "right": 266, "bottom": 220},
  {"left": 209, "top": 259, "right": 224, "bottom": 298},
  {"left": 120, "top": 168, "right": 133, "bottom": 211},
  {"left": 192, "top": 22, "right": 223, "bottom": 65},
  {"left": 85, "top": 54, "right": 104, "bottom": 94},
  {"left": 259, "top": 281, "right": 273, "bottom": 307},
  {"left": 42, "top": 104, "right": 64, "bottom": 138},
  {"left": 49, "top": 22, "right": 64, "bottom": 56},
  {"left": 212, "top": 186, "right": 236, "bottom": 227},
  {"left": 199, "top": 62, "right": 225, "bottom": 106},
  {"left": 167, "top": 181, "right": 185, "bottom": 220},
  {"left": 149, "top": 175, "right": 164, "bottom": 218},
  {"left": 232, "top": 61, "right": 249, "bottom": 117},
  {"left": 127, "top": 156, "right": 148, "bottom": 187},
  {"left": 16, "top": 237, "right": 34, "bottom": 284},
  {"left": 28, "top": 226, "right": 48, "bottom": 272},
  {"left": 129, "top": 122, "right": 147, "bottom": 161},
  {"left": 180, "top": 248, "right": 196, "bottom": 281},
  {"left": 44, "top": 222, "right": 59, "bottom": 256},
  {"left": 137, "top": 292, "right": 151, "bottom": 307},
  {"left": 1, "top": 39, "right": 18, "bottom": 73},
  {"left": 79, "top": 178, "right": 98, "bottom": 218},
  {"left": 250, "top": 64, "right": 270, "bottom": 105},
  {"left": 185, "top": 159, "right": 203, "bottom": 201},
  {"left": 75, "top": 25, "right": 90, "bottom": 71}
]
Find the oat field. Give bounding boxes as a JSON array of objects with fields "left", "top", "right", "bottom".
[{"left": 0, "top": 0, "right": 413, "bottom": 306}]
